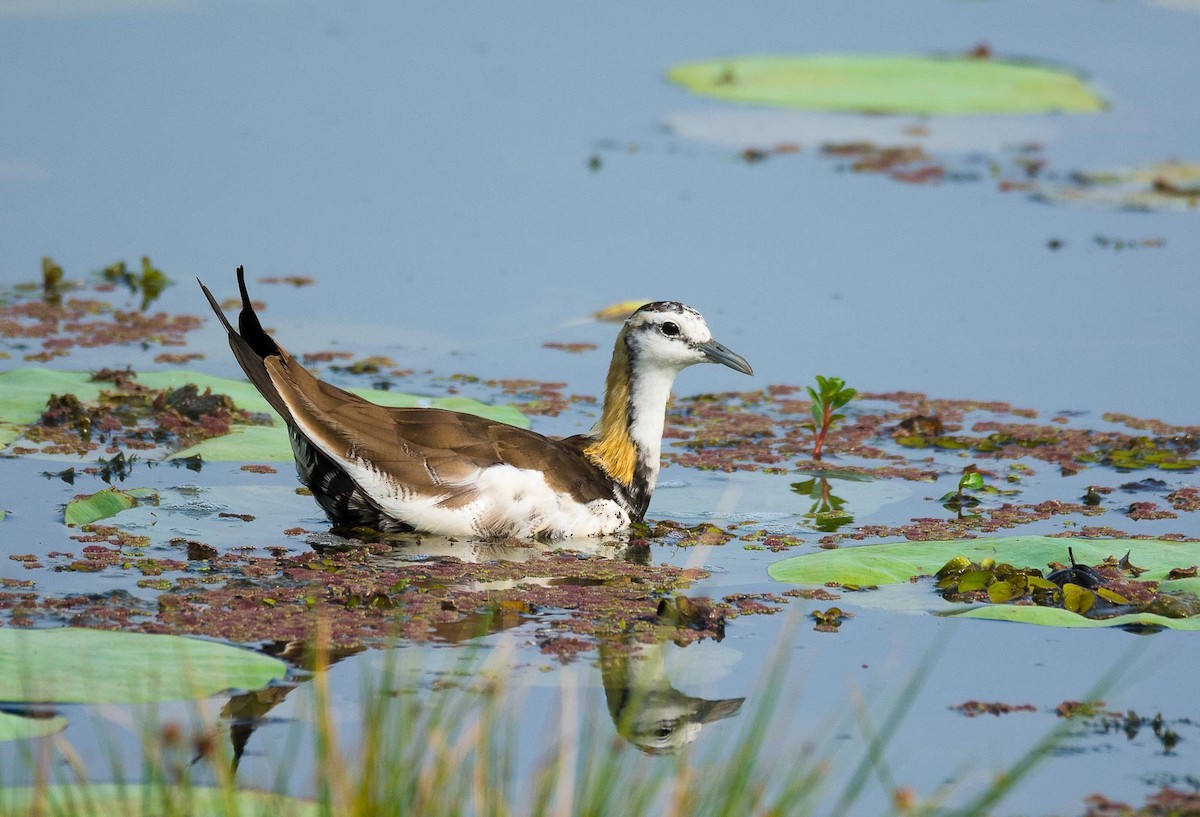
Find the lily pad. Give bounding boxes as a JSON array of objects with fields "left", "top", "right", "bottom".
[
  {"left": 0, "top": 628, "right": 286, "bottom": 703},
  {"left": 667, "top": 55, "right": 1105, "bottom": 115},
  {"left": 0, "top": 710, "right": 67, "bottom": 742},
  {"left": 952, "top": 605, "right": 1200, "bottom": 630},
  {"left": 64, "top": 487, "right": 157, "bottom": 526},
  {"left": 0, "top": 368, "right": 529, "bottom": 461},
  {"left": 0, "top": 784, "right": 315, "bottom": 817},
  {"left": 769, "top": 536, "right": 1200, "bottom": 629}
]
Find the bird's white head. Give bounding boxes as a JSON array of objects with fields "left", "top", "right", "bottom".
[{"left": 622, "top": 302, "right": 753, "bottom": 377}]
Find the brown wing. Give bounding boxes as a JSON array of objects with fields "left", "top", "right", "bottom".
[{"left": 263, "top": 351, "right": 617, "bottom": 507}]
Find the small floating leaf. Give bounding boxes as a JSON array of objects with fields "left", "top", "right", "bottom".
[
  {"left": 1062, "top": 584, "right": 1096, "bottom": 615},
  {"left": 667, "top": 55, "right": 1106, "bottom": 115},
  {"left": 64, "top": 487, "right": 156, "bottom": 526},
  {"left": 1026, "top": 576, "right": 1060, "bottom": 592},
  {"left": 957, "top": 570, "right": 993, "bottom": 593},
  {"left": 936, "top": 555, "right": 971, "bottom": 579},
  {"left": 1096, "top": 587, "right": 1131, "bottom": 605},
  {"left": 988, "top": 579, "right": 1023, "bottom": 604},
  {"left": 960, "top": 470, "right": 985, "bottom": 491}
]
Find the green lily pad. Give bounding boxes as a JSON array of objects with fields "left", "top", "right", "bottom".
[
  {"left": 64, "top": 487, "right": 157, "bottom": 526},
  {"left": 0, "top": 368, "right": 529, "bottom": 462},
  {"left": 0, "top": 784, "right": 315, "bottom": 817},
  {"left": 169, "top": 425, "right": 297, "bottom": 463},
  {"left": 952, "top": 605, "right": 1200, "bottom": 630},
  {"left": 0, "top": 710, "right": 67, "bottom": 742},
  {"left": 769, "top": 536, "right": 1200, "bottom": 629},
  {"left": 0, "top": 628, "right": 286, "bottom": 704},
  {"left": 667, "top": 55, "right": 1106, "bottom": 115}
]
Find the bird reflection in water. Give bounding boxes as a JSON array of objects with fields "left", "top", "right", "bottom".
[
  {"left": 599, "top": 594, "right": 745, "bottom": 755},
  {"left": 216, "top": 535, "right": 739, "bottom": 763}
]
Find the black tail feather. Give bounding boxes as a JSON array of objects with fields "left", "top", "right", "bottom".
[
  {"left": 197, "top": 277, "right": 236, "bottom": 336},
  {"left": 199, "top": 267, "right": 398, "bottom": 531},
  {"left": 197, "top": 266, "right": 294, "bottom": 422},
  {"left": 235, "top": 265, "right": 280, "bottom": 358}
]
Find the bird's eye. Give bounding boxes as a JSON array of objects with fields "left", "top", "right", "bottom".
[{"left": 661, "top": 321, "right": 680, "bottom": 337}]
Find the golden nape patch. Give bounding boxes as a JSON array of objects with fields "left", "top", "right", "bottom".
[
  {"left": 585, "top": 426, "right": 637, "bottom": 486},
  {"left": 584, "top": 340, "right": 637, "bottom": 485}
]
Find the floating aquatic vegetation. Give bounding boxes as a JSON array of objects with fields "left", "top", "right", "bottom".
[
  {"left": 0, "top": 368, "right": 529, "bottom": 461},
  {"left": 662, "top": 387, "right": 1200, "bottom": 479},
  {"left": 740, "top": 530, "right": 808, "bottom": 552},
  {"left": 667, "top": 54, "right": 1105, "bottom": 115},
  {"left": 931, "top": 546, "right": 1198, "bottom": 621},
  {"left": 810, "top": 606, "right": 851, "bottom": 633},
  {"left": 655, "top": 594, "right": 726, "bottom": 642},
  {"left": 64, "top": 486, "right": 158, "bottom": 526},
  {"left": 543, "top": 341, "right": 599, "bottom": 354},
  {"left": 631, "top": 518, "right": 736, "bottom": 548},
  {"left": 484, "top": 377, "right": 595, "bottom": 417},
  {"left": 0, "top": 265, "right": 199, "bottom": 362},
  {"left": 41, "top": 257, "right": 64, "bottom": 302},
  {"left": 1082, "top": 787, "right": 1200, "bottom": 817},
  {"left": 0, "top": 628, "right": 285, "bottom": 704},
  {"left": 950, "top": 700, "right": 1037, "bottom": 718},
  {"left": 258, "top": 275, "right": 316, "bottom": 287},
  {"left": 100, "top": 256, "right": 171, "bottom": 311},
  {"left": 769, "top": 536, "right": 1200, "bottom": 629},
  {"left": 941, "top": 465, "right": 987, "bottom": 513},
  {"left": 1055, "top": 703, "right": 1188, "bottom": 756},
  {"left": 153, "top": 549, "right": 702, "bottom": 650},
  {"left": 1035, "top": 161, "right": 1200, "bottom": 212},
  {"left": 329, "top": 355, "right": 398, "bottom": 375}
]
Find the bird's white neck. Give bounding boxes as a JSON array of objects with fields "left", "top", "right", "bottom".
[
  {"left": 584, "top": 335, "right": 679, "bottom": 508},
  {"left": 624, "top": 364, "right": 678, "bottom": 488}
]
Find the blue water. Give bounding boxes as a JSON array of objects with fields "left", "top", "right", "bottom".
[
  {"left": 3, "top": 0, "right": 1199, "bottom": 421},
  {"left": 3, "top": 1, "right": 1200, "bottom": 813}
]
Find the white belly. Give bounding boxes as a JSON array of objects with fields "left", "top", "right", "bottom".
[{"left": 345, "top": 460, "right": 631, "bottom": 539}]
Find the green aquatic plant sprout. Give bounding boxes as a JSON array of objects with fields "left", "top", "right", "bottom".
[
  {"left": 803, "top": 375, "right": 856, "bottom": 460},
  {"left": 942, "top": 464, "right": 985, "bottom": 513},
  {"left": 41, "top": 256, "right": 64, "bottom": 300},
  {"left": 102, "top": 256, "right": 171, "bottom": 311}
]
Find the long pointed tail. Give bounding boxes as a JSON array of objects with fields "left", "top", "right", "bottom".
[{"left": 197, "top": 266, "right": 293, "bottom": 422}]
